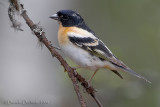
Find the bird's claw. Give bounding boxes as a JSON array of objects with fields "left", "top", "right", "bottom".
[{"left": 87, "top": 80, "right": 91, "bottom": 88}]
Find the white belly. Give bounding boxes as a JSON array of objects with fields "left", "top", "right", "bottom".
[{"left": 60, "top": 43, "right": 111, "bottom": 71}]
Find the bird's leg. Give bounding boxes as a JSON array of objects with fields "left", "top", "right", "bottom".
[
  {"left": 64, "top": 66, "right": 83, "bottom": 72},
  {"left": 88, "top": 70, "right": 98, "bottom": 85},
  {"left": 72, "top": 66, "right": 83, "bottom": 70}
]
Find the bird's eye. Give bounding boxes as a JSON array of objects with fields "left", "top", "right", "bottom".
[
  {"left": 59, "top": 15, "right": 63, "bottom": 18},
  {"left": 63, "top": 15, "right": 69, "bottom": 20},
  {"left": 60, "top": 15, "right": 68, "bottom": 20}
]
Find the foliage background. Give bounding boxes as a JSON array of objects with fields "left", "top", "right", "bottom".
[{"left": 0, "top": 0, "right": 159, "bottom": 107}]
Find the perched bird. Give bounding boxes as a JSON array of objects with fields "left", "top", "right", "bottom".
[{"left": 50, "top": 10, "right": 150, "bottom": 83}]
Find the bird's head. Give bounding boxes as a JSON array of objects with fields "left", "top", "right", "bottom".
[{"left": 50, "top": 10, "right": 84, "bottom": 27}]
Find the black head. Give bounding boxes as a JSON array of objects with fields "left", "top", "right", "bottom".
[
  {"left": 50, "top": 10, "right": 84, "bottom": 27},
  {"left": 50, "top": 10, "right": 95, "bottom": 34}
]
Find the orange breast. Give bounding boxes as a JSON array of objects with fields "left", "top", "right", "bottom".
[{"left": 58, "top": 24, "right": 70, "bottom": 45}]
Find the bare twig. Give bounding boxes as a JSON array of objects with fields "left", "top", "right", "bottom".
[{"left": 8, "top": 0, "right": 103, "bottom": 107}]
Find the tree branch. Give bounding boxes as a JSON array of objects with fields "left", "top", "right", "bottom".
[
  {"left": 8, "top": 0, "right": 103, "bottom": 107},
  {"left": 21, "top": 9, "right": 87, "bottom": 107}
]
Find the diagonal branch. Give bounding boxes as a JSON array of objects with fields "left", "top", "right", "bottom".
[
  {"left": 21, "top": 10, "right": 87, "bottom": 107},
  {"left": 8, "top": 0, "right": 103, "bottom": 107}
]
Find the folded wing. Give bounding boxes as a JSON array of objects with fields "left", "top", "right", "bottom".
[{"left": 68, "top": 33, "right": 151, "bottom": 83}]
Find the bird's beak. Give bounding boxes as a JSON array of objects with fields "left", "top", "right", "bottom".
[{"left": 49, "top": 14, "right": 59, "bottom": 20}]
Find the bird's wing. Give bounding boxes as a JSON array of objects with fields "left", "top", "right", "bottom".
[
  {"left": 68, "top": 34, "right": 126, "bottom": 67},
  {"left": 68, "top": 33, "right": 151, "bottom": 83},
  {"left": 68, "top": 33, "right": 124, "bottom": 78}
]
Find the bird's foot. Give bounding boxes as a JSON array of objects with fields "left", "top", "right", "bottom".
[
  {"left": 86, "top": 80, "right": 98, "bottom": 92},
  {"left": 72, "top": 66, "right": 83, "bottom": 70},
  {"left": 64, "top": 66, "right": 82, "bottom": 72},
  {"left": 87, "top": 79, "right": 91, "bottom": 88}
]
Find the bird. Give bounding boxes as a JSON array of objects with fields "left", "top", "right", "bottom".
[{"left": 49, "top": 10, "right": 151, "bottom": 84}]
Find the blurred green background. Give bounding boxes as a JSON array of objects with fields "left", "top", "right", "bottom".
[{"left": 0, "top": 0, "right": 160, "bottom": 107}]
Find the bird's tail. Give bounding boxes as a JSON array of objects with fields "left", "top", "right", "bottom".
[
  {"left": 117, "top": 66, "right": 151, "bottom": 83},
  {"left": 104, "top": 58, "right": 151, "bottom": 83}
]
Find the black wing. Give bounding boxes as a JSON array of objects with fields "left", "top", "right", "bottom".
[{"left": 69, "top": 36, "right": 124, "bottom": 79}]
